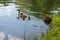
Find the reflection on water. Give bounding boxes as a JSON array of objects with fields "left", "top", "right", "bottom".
[
  {"left": 0, "top": 32, "right": 5, "bottom": 40},
  {"left": 0, "top": 3, "right": 49, "bottom": 40}
]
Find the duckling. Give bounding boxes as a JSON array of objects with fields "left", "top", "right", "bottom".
[
  {"left": 44, "top": 16, "right": 52, "bottom": 24},
  {"left": 28, "top": 16, "right": 30, "bottom": 20},
  {"left": 17, "top": 9, "right": 21, "bottom": 18},
  {"left": 23, "top": 15, "right": 27, "bottom": 18},
  {"left": 22, "top": 16, "right": 25, "bottom": 20},
  {"left": 20, "top": 12, "right": 27, "bottom": 18},
  {"left": 19, "top": 12, "right": 23, "bottom": 18},
  {"left": 17, "top": 9, "right": 20, "bottom": 13},
  {"left": 22, "top": 15, "right": 27, "bottom": 20}
]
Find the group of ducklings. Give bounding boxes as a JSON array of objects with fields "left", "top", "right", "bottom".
[{"left": 17, "top": 9, "right": 30, "bottom": 20}]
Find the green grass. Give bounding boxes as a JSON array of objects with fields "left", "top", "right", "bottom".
[{"left": 42, "top": 13, "right": 60, "bottom": 40}]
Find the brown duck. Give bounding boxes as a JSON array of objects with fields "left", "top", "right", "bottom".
[{"left": 44, "top": 16, "right": 52, "bottom": 24}]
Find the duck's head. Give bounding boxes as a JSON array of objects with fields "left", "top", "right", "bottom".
[
  {"left": 17, "top": 9, "right": 20, "bottom": 13},
  {"left": 17, "top": 9, "right": 20, "bottom": 11},
  {"left": 20, "top": 12, "right": 23, "bottom": 16}
]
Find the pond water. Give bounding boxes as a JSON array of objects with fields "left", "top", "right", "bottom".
[{"left": 0, "top": 3, "right": 49, "bottom": 40}]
